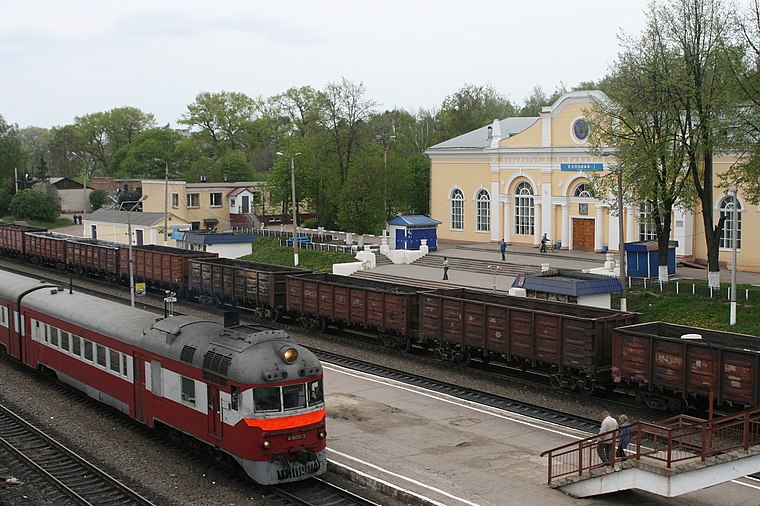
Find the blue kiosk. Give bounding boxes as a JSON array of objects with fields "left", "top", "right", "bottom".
[
  {"left": 387, "top": 215, "right": 441, "bottom": 251},
  {"left": 624, "top": 241, "right": 678, "bottom": 278}
]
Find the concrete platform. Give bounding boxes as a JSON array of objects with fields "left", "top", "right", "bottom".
[{"left": 323, "top": 363, "right": 760, "bottom": 505}]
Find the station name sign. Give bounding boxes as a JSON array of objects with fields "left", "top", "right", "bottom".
[{"left": 560, "top": 163, "right": 604, "bottom": 172}]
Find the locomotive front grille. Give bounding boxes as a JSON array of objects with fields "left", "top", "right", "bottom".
[{"left": 276, "top": 459, "right": 321, "bottom": 481}]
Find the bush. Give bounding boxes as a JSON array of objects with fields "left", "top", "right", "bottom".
[
  {"left": 89, "top": 189, "right": 109, "bottom": 211},
  {"left": 9, "top": 189, "right": 59, "bottom": 222},
  {"left": 302, "top": 218, "right": 318, "bottom": 229}
]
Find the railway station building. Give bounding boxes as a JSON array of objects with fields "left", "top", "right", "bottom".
[{"left": 426, "top": 90, "right": 759, "bottom": 273}]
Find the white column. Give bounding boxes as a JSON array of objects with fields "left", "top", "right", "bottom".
[
  {"left": 626, "top": 205, "right": 635, "bottom": 246},
  {"left": 533, "top": 202, "right": 542, "bottom": 246},
  {"left": 503, "top": 197, "right": 512, "bottom": 243},
  {"left": 561, "top": 204, "right": 569, "bottom": 249},
  {"left": 595, "top": 205, "right": 605, "bottom": 252},
  {"left": 491, "top": 181, "right": 500, "bottom": 242},
  {"left": 609, "top": 210, "right": 620, "bottom": 252}
]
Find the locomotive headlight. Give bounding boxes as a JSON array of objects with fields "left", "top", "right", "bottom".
[
  {"left": 318, "top": 429, "right": 326, "bottom": 440},
  {"left": 281, "top": 347, "right": 298, "bottom": 364},
  {"left": 261, "top": 434, "right": 271, "bottom": 449}
]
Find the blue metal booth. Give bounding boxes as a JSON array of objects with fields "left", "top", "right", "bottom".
[
  {"left": 624, "top": 241, "right": 678, "bottom": 278},
  {"left": 387, "top": 215, "right": 441, "bottom": 251}
]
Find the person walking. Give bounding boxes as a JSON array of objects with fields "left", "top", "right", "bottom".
[
  {"left": 442, "top": 257, "right": 449, "bottom": 280},
  {"left": 616, "top": 414, "right": 632, "bottom": 460},
  {"left": 500, "top": 239, "right": 507, "bottom": 261},
  {"left": 597, "top": 410, "right": 619, "bottom": 466}
]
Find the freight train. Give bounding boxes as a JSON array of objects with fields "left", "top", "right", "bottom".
[
  {"left": 0, "top": 267, "right": 327, "bottom": 485},
  {"left": 2, "top": 223, "right": 759, "bottom": 414}
]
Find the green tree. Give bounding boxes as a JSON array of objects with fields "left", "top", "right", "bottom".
[
  {"left": 437, "top": 83, "right": 516, "bottom": 140},
  {"left": 109, "top": 127, "right": 184, "bottom": 178},
  {"left": 89, "top": 189, "right": 108, "bottom": 211},
  {"left": 586, "top": 22, "right": 693, "bottom": 283},
  {"left": 9, "top": 188, "right": 59, "bottom": 221},
  {"left": 337, "top": 149, "right": 385, "bottom": 234},
  {"left": 0, "top": 115, "right": 25, "bottom": 184},
  {"left": 211, "top": 150, "right": 254, "bottom": 182}
]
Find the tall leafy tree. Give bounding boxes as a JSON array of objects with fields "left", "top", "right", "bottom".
[
  {"left": 337, "top": 149, "right": 385, "bottom": 234},
  {"left": 437, "top": 84, "right": 516, "bottom": 140},
  {"left": 0, "top": 115, "right": 25, "bottom": 186},
  {"left": 587, "top": 23, "right": 692, "bottom": 282}
]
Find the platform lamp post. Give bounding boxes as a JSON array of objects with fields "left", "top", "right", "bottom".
[
  {"left": 602, "top": 153, "right": 627, "bottom": 311},
  {"left": 153, "top": 158, "right": 169, "bottom": 246},
  {"left": 487, "top": 265, "right": 500, "bottom": 292},
  {"left": 681, "top": 333, "right": 715, "bottom": 455},
  {"left": 111, "top": 195, "right": 148, "bottom": 308},
  {"left": 730, "top": 176, "right": 743, "bottom": 325},
  {"left": 275, "top": 151, "right": 302, "bottom": 267}
]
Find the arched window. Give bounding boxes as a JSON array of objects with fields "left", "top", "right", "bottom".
[
  {"left": 573, "top": 183, "right": 592, "bottom": 198},
  {"left": 719, "top": 197, "right": 742, "bottom": 249},
  {"left": 475, "top": 189, "right": 490, "bottom": 232},
  {"left": 514, "top": 182, "right": 534, "bottom": 236},
  {"left": 450, "top": 189, "right": 464, "bottom": 230},
  {"left": 638, "top": 202, "right": 657, "bottom": 241}
]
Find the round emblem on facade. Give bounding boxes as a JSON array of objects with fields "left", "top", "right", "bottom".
[{"left": 573, "top": 118, "right": 589, "bottom": 141}]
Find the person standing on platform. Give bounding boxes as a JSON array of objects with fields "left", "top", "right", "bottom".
[
  {"left": 442, "top": 257, "right": 449, "bottom": 280},
  {"left": 500, "top": 239, "right": 507, "bottom": 261},
  {"left": 616, "top": 414, "right": 632, "bottom": 460},
  {"left": 597, "top": 410, "right": 618, "bottom": 466}
]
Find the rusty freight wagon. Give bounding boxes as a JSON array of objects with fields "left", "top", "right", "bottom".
[
  {"left": 286, "top": 273, "right": 421, "bottom": 350},
  {"left": 419, "top": 288, "right": 640, "bottom": 394},
  {"left": 0, "top": 223, "right": 45, "bottom": 257},
  {"left": 65, "top": 238, "right": 120, "bottom": 279},
  {"left": 187, "top": 257, "right": 309, "bottom": 320},
  {"left": 612, "top": 321, "right": 760, "bottom": 412},
  {"left": 24, "top": 232, "right": 69, "bottom": 269},
  {"left": 119, "top": 245, "right": 217, "bottom": 292}
]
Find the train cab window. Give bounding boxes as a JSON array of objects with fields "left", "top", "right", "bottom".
[
  {"left": 96, "top": 345, "right": 106, "bottom": 368},
  {"left": 49, "top": 327, "right": 59, "bottom": 347},
  {"left": 83, "top": 340, "right": 93, "bottom": 362},
  {"left": 60, "top": 331, "right": 69, "bottom": 352},
  {"left": 181, "top": 376, "right": 196, "bottom": 405},
  {"left": 71, "top": 336, "right": 81, "bottom": 357},
  {"left": 283, "top": 384, "right": 307, "bottom": 410},
  {"left": 308, "top": 379, "right": 324, "bottom": 406},
  {"left": 109, "top": 350, "right": 121, "bottom": 373},
  {"left": 230, "top": 386, "right": 240, "bottom": 411},
  {"left": 253, "top": 387, "right": 281, "bottom": 413}
]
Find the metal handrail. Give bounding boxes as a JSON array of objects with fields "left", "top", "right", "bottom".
[{"left": 540, "top": 406, "right": 760, "bottom": 485}]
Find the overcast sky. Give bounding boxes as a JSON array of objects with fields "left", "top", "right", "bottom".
[{"left": 1, "top": 1, "right": 651, "bottom": 130}]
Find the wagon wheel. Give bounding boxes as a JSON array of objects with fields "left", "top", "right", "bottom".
[
  {"left": 30, "top": 256, "right": 41, "bottom": 265},
  {"left": 579, "top": 378, "right": 596, "bottom": 396},
  {"left": 56, "top": 262, "right": 67, "bottom": 272},
  {"left": 670, "top": 396, "right": 689, "bottom": 414},
  {"left": 549, "top": 373, "right": 563, "bottom": 390},
  {"left": 300, "top": 317, "right": 311, "bottom": 329},
  {"left": 268, "top": 308, "right": 281, "bottom": 322},
  {"left": 433, "top": 348, "right": 444, "bottom": 361},
  {"left": 379, "top": 334, "right": 394, "bottom": 348},
  {"left": 397, "top": 337, "right": 411, "bottom": 353},
  {"left": 74, "top": 266, "right": 85, "bottom": 276},
  {"left": 455, "top": 349, "right": 471, "bottom": 367},
  {"left": 317, "top": 317, "right": 328, "bottom": 333}
]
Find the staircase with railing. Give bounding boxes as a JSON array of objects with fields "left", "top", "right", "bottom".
[{"left": 541, "top": 407, "right": 760, "bottom": 497}]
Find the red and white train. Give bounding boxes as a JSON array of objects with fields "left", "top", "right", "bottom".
[{"left": 0, "top": 269, "right": 327, "bottom": 484}]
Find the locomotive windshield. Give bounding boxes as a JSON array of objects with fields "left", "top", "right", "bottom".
[{"left": 252, "top": 379, "right": 324, "bottom": 413}]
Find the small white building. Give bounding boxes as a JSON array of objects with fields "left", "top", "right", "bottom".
[
  {"left": 174, "top": 230, "right": 257, "bottom": 259},
  {"left": 83, "top": 208, "right": 189, "bottom": 246}
]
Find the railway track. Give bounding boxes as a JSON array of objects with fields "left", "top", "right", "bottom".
[
  {"left": 0, "top": 402, "right": 155, "bottom": 506},
  {"left": 268, "top": 477, "right": 382, "bottom": 505}
]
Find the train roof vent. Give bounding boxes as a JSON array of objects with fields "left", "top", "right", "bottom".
[
  {"left": 203, "top": 351, "right": 232, "bottom": 377},
  {"left": 180, "top": 345, "right": 197, "bottom": 364}
]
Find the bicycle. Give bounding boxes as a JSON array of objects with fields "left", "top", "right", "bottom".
[{"left": 540, "top": 240, "right": 559, "bottom": 253}]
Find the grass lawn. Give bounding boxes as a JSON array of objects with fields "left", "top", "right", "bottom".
[
  {"left": 625, "top": 283, "right": 760, "bottom": 336},
  {"left": 2, "top": 216, "right": 74, "bottom": 228},
  {"left": 239, "top": 237, "right": 356, "bottom": 273}
]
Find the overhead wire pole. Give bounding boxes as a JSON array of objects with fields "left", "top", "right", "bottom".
[
  {"left": 69, "top": 151, "right": 89, "bottom": 214},
  {"left": 276, "top": 151, "right": 302, "bottom": 267},
  {"left": 153, "top": 158, "right": 169, "bottom": 246},
  {"left": 617, "top": 164, "right": 627, "bottom": 312},
  {"left": 110, "top": 195, "right": 148, "bottom": 308},
  {"left": 730, "top": 176, "right": 743, "bottom": 325}
]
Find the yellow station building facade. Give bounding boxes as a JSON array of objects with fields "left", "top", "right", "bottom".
[{"left": 426, "top": 91, "right": 759, "bottom": 273}]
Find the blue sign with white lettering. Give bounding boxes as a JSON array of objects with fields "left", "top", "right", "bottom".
[{"left": 560, "top": 163, "right": 604, "bottom": 171}]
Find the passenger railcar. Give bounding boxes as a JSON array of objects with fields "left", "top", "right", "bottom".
[
  {"left": 0, "top": 269, "right": 327, "bottom": 485},
  {"left": 612, "top": 321, "right": 760, "bottom": 412}
]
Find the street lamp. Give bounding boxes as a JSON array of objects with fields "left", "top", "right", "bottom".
[
  {"left": 681, "top": 333, "right": 715, "bottom": 453},
  {"left": 730, "top": 176, "right": 743, "bottom": 325},
  {"left": 276, "top": 152, "right": 302, "bottom": 266},
  {"left": 111, "top": 195, "right": 148, "bottom": 308},
  {"left": 487, "top": 265, "right": 500, "bottom": 292},
  {"left": 69, "top": 151, "right": 90, "bottom": 214},
  {"left": 153, "top": 158, "right": 169, "bottom": 246},
  {"left": 602, "top": 153, "right": 628, "bottom": 312},
  {"left": 376, "top": 132, "right": 396, "bottom": 219}
]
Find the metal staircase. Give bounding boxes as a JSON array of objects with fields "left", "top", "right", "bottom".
[{"left": 541, "top": 408, "right": 760, "bottom": 498}]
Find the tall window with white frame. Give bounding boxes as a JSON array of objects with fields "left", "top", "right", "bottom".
[
  {"left": 638, "top": 202, "right": 657, "bottom": 241},
  {"left": 450, "top": 188, "right": 464, "bottom": 230},
  {"left": 514, "top": 182, "right": 534, "bottom": 236},
  {"left": 475, "top": 189, "right": 490, "bottom": 232},
  {"left": 719, "top": 197, "right": 742, "bottom": 249}
]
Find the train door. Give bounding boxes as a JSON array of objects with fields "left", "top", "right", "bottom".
[
  {"left": 132, "top": 352, "right": 146, "bottom": 424},
  {"left": 208, "top": 386, "right": 223, "bottom": 440}
]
